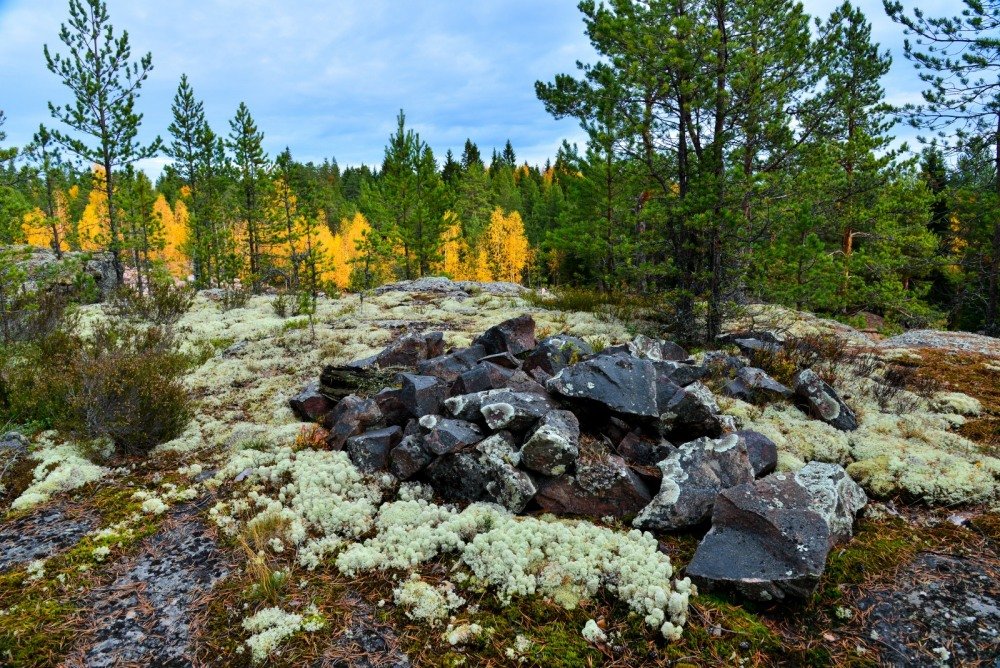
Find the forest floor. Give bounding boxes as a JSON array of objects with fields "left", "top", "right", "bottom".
[{"left": 1, "top": 280, "right": 998, "bottom": 667}]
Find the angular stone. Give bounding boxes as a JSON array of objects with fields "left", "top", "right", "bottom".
[
  {"left": 420, "top": 416, "right": 484, "bottom": 456},
  {"left": 793, "top": 369, "right": 858, "bottom": 431},
  {"left": 325, "top": 396, "right": 382, "bottom": 450},
  {"left": 546, "top": 353, "right": 659, "bottom": 419},
  {"left": 476, "top": 432, "right": 536, "bottom": 513},
  {"left": 523, "top": 335, "right": 594, "bottom": 376},
  {"left": 521, "top": 410, "right": 580, "bottom": 476},
  {"left": 735, "top": 430, "right": 778, "bottom": 477},
  {"left": 369, "top": 331, "right": 445, "bottom": 368},
  {"left": 723, "top": 367, "right": 792, "bottom": 403},
  {"left": 629, "top": 334, "right": 689, "bottom": 362},
  {"left": 0, "top": 432, "right": 28, "bottom": 454},
  {"left": 416, "top": 345, "right": 487, "bottom": 382},
  {"left": 424, "top": 452, "right": 491, "bottom": 503},
  {"left": 346, "top": 426, "right": 403, "bottom": 473},
  {"left": 389, "top": 435, "right": 433, "bottom": 480},
  {"left": 652, "top": 360, "right": 709, "bottom": 388},
  {"left": 617, "top": 431, "right": 674, "bottom": 467},
  {"left": 399, "top": 373, "right": 448, "bottom": 418},
  {"left": 719, "top": 330, "right": 786, "bottom": 345},
  {"left": 685, "top": 474, "right": 831, "bottom": 602},
  {"left": 289, "top": 381, "right": 335, "bottom": 422},
  {"left": 374, "top": 387, "right": 410, "bottom": 426},
  {"left": 632, "top": 433, "right": 755, "bottom": 530},
  {"left": 535, "top": 455, "right": 652, "bottom": 519},
  {"left": 682, "top": 462, "right": 865, "bottom": 603},
  {"left": 500, "top": 369, "right": 547, "bottom": 395},
  {"left": 319, "top": 365, "right": 374, "bottom": 402},
  {"left": 659, "top": 381, "right": 723, "bottom": 440},
  {"left": 700, "top": 351, "right": 748, "bottom": 375},
  {"left": 473, "top": 315, "right": 537, "bottom": 356},
  {"left": 732, "top": 338, "right": 782, "bottom": 356}
]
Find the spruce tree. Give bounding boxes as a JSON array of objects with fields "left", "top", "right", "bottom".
[
  {"left": 44, "top": 0, "right": 161, "bottom": 281},
  {"left": 166, "top": 74, "right": 209, "bottom": 285},
  {"left": 227, "top": 102, "right": 270, "bottom": 290}
]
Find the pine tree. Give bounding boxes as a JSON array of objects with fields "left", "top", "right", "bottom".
[
  {"left": 44, "top": 0, "right": 161, "bottom": 281},
  {"left": 227, "top": 102, "right": 270, "bottom": 290},
  {"left": 23, "top": 125, "right": 68, "bottom": 256}
]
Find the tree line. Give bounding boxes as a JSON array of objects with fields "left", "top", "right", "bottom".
[{"left": 0, "top": 0, "right": 998, "bottom": 340}]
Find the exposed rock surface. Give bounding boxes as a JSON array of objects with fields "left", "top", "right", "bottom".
[
  {"left": 0, "top": 505, "right": 97, "bottom": 571},
  {"left": 289, "top": 381, "right": 335, "bottom": 422},
  {"left": 722, "top": 367, "right": 792, "bottom": 403},
  {"left": 536, "top": 455, "right": 652, "bottom": 519},
  {"left": 793, "top": 369, "right": 859, "bottom": 431},
  {"left": 546, "top": 352, "right": 660, "bottom": 419}
]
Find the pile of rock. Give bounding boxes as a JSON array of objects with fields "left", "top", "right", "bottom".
[{"left": 290, "top": 315, "right": 867, "bottom": 600}]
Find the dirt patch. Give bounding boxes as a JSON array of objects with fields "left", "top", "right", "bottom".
[
  {"left": 858, "top": 552, "right": 1000, "bottom": 666},
  {"left": 0, "top": 504, "right": 98, "bottom": 571},
  {"left": 67, "top": 505, "right": 229, "bottom": 667},
  {"left": 315, "top": 593, "right": 410, "bottom": 668}
]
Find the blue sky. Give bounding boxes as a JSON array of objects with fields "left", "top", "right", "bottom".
[{"left": 0, "top": 0, "right": 958, "bottom": 177}]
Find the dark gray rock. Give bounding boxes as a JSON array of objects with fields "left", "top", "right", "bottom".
[
  {"left": 658, "top": 381, "right": 723, "bottom": 440},
  {"left": 700, "top": 351, "right": 748, "bottom": 375},
  {"left": 424, "top": 452, "right": 491, "bottom": 502},
  {"left": 389, "top": 435, "right": 433, "bottom": 480},
  {"left": 399, "top": 373, "right": 448, "bottom": 418},
  {"left": 633, "top": 433, "right": 755, "bottom": 530},
  {"left": 420, "top": 416, "right": 483, "bottom": 455},
  {"left": 629, "top": 334, "right": 689, "bottom": 362},
  {"left": 521, "top": 410, "right": 581, "bottom": 476},
  {"left": 357, "top": 331, "right": 445, "bottom": 369},
  {"left": 685, "top": 463, "right": 866, "bottom": 602},
  {"left": 473, "top": 315, "right": 537, "bottom": 355},
  {"left": 617, "top": 431, "right": 675, "bottom": 467},
  {"left": 523, "top": 335, "right": 594, "bottom": 376},
  {"left": 444, "top": 389, "right": 553, "bottom": 431},
  {"left": 289, "top": 381, "right": 336, "bottom": 422},
  {"left": 719, "top": 330, "right": 786, "bottom": 346},
  {"left": 732, "top": 338, "right": 783, "bottom": 356},
  {"left": 451, "top": 362, "right": 508, "bottom": 395},
  {"left": 0, "top": 431, "right": 28, "bottom": 455},
  {"left": 374, "top": 387, "right": 410, "bottom": 426},
  {"left": 685, "top": 473, "right": 831, "bottom": 601},
  {"left": 479, "top": 351, "right": 522, "bottom": 369},
  {"left": 536, "top": 455, "right": 652, "bottom": 519},
  {"left": 652, "top": 360, "right": 709, "bottom": 388},
  {"left": 325, "top": 395, "right": 383, "bottom": 450},
  {"left": 346, "top": 426, "right": 403, "bottom": 473},
  {"left": 723, "top": 367, "right": 792, "bottom": 403},
  {"left": 417, "top": 345, "right": 487, "bottom": 382},
  {"left": 0, "top": 506, "right": 97, "bottom": 571},
  {"left": 546, "top": 353, "right": 659, "bottom": 419},
  {"left": 793, "top": 369, "right": 858, "bottom": 431},
  {"left": 735, "top": 430, "right": 778, "bottom": 477}
]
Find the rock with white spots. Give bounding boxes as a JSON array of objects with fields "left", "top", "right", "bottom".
[
  {"left": 546, "top": 353, "right": 660, "bottom": 420},
  {"left": 793, "top": 369, "right": 858, "bottom": 431},
  {"left": 520, "top": 410, "right": 581, "bottom": 476}
]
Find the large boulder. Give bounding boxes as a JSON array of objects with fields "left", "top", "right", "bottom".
[
  {"left": 424, "top": 452, "right": 491, "bottom": 503},
  {"left": 735, "top": 430, "right": 778, "bottom": 477},
  {"left": 633, "top": 433, "right": 755, "bottom": 530},
  {"left": 685, "top": 462, "right": 866, "bottom": 601},
  {"left": 444, "top": 389, "right": 554, "bottom": 432},
  {"left": 289, "top": 381, "right": 335, "bottom": 422},
  {"left": 473, "top": 315, "right": 537, "bottom": 356},
  {"left": 658, "top": 381, "right": 723, "bottom": 440},
  {"left": 520, "top": 410, "right": 581, "bottom": 476},
  {"left": 722, "top": 367, "right": 792, "bottom": 403},
  {"left": 535, "top": 455, "right": 652, "bottom": 519},
  {"left": 546, "top": 353, "right": 659, "bottom": 420},
  {"left": 523, "top": 335, "right": 594, "bottom": 376},
  {"left": 793, "top": 369, "right": 858, "bottom": 431}
]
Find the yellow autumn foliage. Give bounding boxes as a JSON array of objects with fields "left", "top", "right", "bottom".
[
  {"left": 21, "top": 190, "right": 71, "bottom": 252},
  {"left": 156, "top": 196, "right": 189, "bottom": 279},
  {"left": 481, "top": 208, "right": 530, "bottom": 283},
  {"left": 77, "top": 166, "right": 108, "bottom": 251},
  {"left": 330, "top": 212, "right": 372, "bottom": 289}
]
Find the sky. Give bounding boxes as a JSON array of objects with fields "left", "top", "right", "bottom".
[{"left": 0, "top": 0, "right": 960, "bottom": 178}]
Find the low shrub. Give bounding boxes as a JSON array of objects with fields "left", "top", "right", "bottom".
[{"left": 107, "top": 281, "right": 195, "bottom": 327}]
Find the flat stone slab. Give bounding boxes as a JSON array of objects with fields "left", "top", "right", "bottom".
[{"left": 0, "top": 505, "right": 97, "bottom": 571}]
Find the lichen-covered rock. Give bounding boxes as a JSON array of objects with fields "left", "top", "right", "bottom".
[
  {"left": 351, "top": 331, "right": 445, "bottom": 369},
  {"left": 421, "top": 416, "right": 484, "bottom": 456},
  {"left": 627, "top": 334, "right": 689, "bottom": 362},
  {"left": 686, "top": 462, "right": 865, "bottom": 602},
  {"left": 652, "top": 360, "right": 709, "bottom": 388},
  {"left": 473, "top": 315, "right": 537, "bottom": 356},
  {"left": 444, "top": 389, "right": 553, "bottom": 432},
  {"left": 793, "top": 369, "right": 858, "bottom": 431},
  {"left": 325, "top": 396, "right": 383, "bottom": 450},
  {"left": 389, "top": 435, "right": 433, "bottom": 480},
  {"left": 521, "top": 410, "right": 581, "bottom": 476},
  {"left": 658, "top": 381, "right": 723, "bottom": 440},
  {"left": 399, "top": 373, "right": 449, "bottom": 418},
  {"left": 547, "top": 353, "right": 659, "bottom": 419},
  {"left": 523, "top": 335, "right": 594, "bottom": 376},
  {"left": 289, "top": 381, "right": 335, "bottom": 422},
  {"left": 722, "top": 367, "right": 791, "bottom": 403},
  {"left": 476, "top": 433, "right": 537, "bottom": 512},
  {"left": 536, "top": 455, "right": 652, "bottom": 519},
  {"left": 633, "top": 433, "right": 754, "bottom": 530},
  {"left": 346, "top": 426, "right": 403, "bottom": 472}
]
